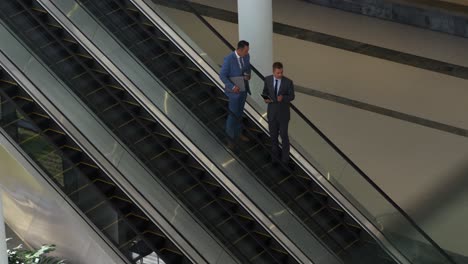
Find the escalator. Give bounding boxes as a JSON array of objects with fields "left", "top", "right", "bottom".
[
  {"left": 0, "top": 64, "right": 190, "bottom": 264},
  {"left": 60, "top": 0, "right": 461, "bottom": 263},
  {"left": 69, "top": 0, "right": 402, "bottom": 263},
  {"left": 0, "top": 1, "right": 303, "bottom": 263},
  {"left": 77, "top": 1, "right": 460, "bottom": 263}
]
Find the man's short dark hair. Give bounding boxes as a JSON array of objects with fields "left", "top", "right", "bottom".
[
  {"left": 272, "top": 62, "right": 283, "bottom": 70},
  {"left": 237, "top": 40, "right": 249, "bottom": 49}
]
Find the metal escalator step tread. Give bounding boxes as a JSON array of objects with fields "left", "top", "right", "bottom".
[
  {"left": 219, "top": 195, "right": 237, "bottom": 205},
  {"left": 329, "top": 204, "right": 345, "bottom": 213},
  {"left": 59, "top": 144, "right": 83, "bottom": 154},
  {"left": 234, "top": 213, "right": 254, "bottom": 222},
  {"left": 137, "top": 115, "right": 159, "bottom": 125},
  {"left": 70, "top": 71, "right": 88, "bottom": 80},
  {"left": 101, "top": 217, "right": 125, "bottom": 232},
  {"left": 9, "top": 8, "right": 27, "bottom": 17},
  {"left": 252, "top": 229, "right": 272, "bottom": 239},
  {"left": 135, "top": 36, "right": 152, "bottom": 46},
  {"left": 0, "top": 79, "right": 18, "bottom": 86},
  {"left": 165, "top": 66, "right": 182, "bottom": 76},
  {"left": 182, "top": 182, "right": 201, "bottom": 194},
  {"left": 198, "top": 199, "right": 217, "bottom": 211},
  {"left": 11, "top": 95, "right": 34, "bottom": 102},
  {"left": 308, "top": 205, "right": 327, "bottom": 218},
  {"left": 270, "top": 245, "right": 289, "bottom": 256},
  {"left": 92, "top": 178, "right": 116, "bottom": 187},
  {"left": 159, "top": 247, "right": 186, "bottom": 257},
  {"left": 148, "top": 149, "right": 170, "bottom": 161},
  {"left": 169, "top": 147, "right": 189, "bottom": 155},
  {"left": 67, "top": 179, "right": 106, "bottom": 197},
  {"left": 54, "top": 55, "right": 74, "bottom": 65},
  {"left": 201, "top": 178, "right": 221, "bottom": 188},
  {"left": 30, "top": 7, "right": 47, "bottom": 14},
  {"left": 200, "top": 81, "right": 217, "bottom": 87},
  {"left": 185, "top": 65, "right": 200, "bottom": 72},
  {"left": 186, "top": 163, "right": 204, "bottom": 172},
  {"left": 101, "top": 102, "right": 120, "bottom": 113},
  {"left": 83, "top": 199, "right": 109, "bottom": 215},
  {"left": 231, "top": 233, "right": 249, "bottom": 246},
  {"left": 140, "top": 224, "right": 166, "bottom": 237},
  {"left": 125, "top": 6, "right": 139, "bottom": 12},
  {"left": 344, "top": 221, "right": 361, "bottom": 230},
  {"left": 197, "top": 97, "right": 212, "bottom": 106},
  {"left": 76, "top": 161, "right": 98, "bottom": 169},
  {"left": 343, "top": 239, "right": 360, "bottom": 250},
  {"left": 215, "top": 215, "right": 233, "bottom": 228},
  {"left": 141, "top": 21, "right": 154, "bottom": 28},
  {"left": 117, "top": 117, "right": 136, "bottom": 129},
  {"left": 108, "top": 195, "right": 134, "bottom": 206},
  {"left": 73, "top": 52, "right": 93, "bottom": 61},
  {"left": 45, "top": 22, "right": 62, "bottom": 30},
  {"left": 106, "top": 8, "right": 121, "bottom": 17},
  {"left": 274, "top": 174, "right": 292, "bottom": 187},
  {"left": 134, "top": 133, "right": 157, "bottom": 145},
  {"left": 89, "top": 67, "right": 109, "bottom": 75},
  {"left": 106, "top": 84, "right": 125, "bottom": 91},
  {"left": 180, "top": 82, "right": 198, "bottom": 92},
  {"left": 117, "top": 234, "right": 140, "bottom": 250},
  {"left": 146, "top": 52, "right": 167, "bottom": 62},
  {"left": 62, "top": 37, "right": 77, "bottom": 44},
  {"left": 39, "top": 40, "right": 58, "bottom": 50},
  {"left": 28, "top": 111, "right": 50, "bottom": 120},
  {"left": 249, "top": 251, "right": 268, "bottom": 262},
  {"left": 126, "top": 212, "right": 149, "bottom": 223},
  {"left": 169, "top": 51, "right": 184, "bottom": 57},
  {"left": 216, "top": 96, "right": 229, "bottom": 102},
  {"left": 157, "top": 36, "right": 170, "bottom": 43},
  {"left": 326, "top": 222, "right": 344, "bottom": 235}
]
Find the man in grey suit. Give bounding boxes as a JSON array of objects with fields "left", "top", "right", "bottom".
[{"left": 262, "top": 62, "right": 295, "bottom": 164}]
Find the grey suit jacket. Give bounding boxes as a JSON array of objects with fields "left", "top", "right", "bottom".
[{"left": 262, "top": 75, "right": 295, "bottom": 122}]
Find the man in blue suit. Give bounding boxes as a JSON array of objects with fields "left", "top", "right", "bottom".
[{"left": 219, "top": 40, "right": 251, "bottom": 150}]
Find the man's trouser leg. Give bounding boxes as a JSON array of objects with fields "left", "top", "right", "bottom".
[
  {"left": 226, "top": 92, "right": 242, "bottom": 143},
  {"left": 279, "top": 120, "right": 290, "bottom": 163},
  {"left": 269, "top": 118, "right": 280, "bottom": 161}
]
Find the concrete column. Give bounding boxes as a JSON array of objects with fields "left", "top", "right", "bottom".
[
  {"left": 0, "top": 190, "right": 8, "bottom": 264},
  {"left": 238, "top": 0, "right": 273, "bottom": 76}
]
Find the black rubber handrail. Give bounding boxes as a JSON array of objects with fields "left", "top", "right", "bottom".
[{"left": 170, "top": 1, "right": 458, "bottom": 263}]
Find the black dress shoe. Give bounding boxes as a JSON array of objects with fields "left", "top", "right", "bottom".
[
  {"left": 240, "top": 134, "right": 250, "bottom": 142},
  {"left": 227, "top": 142, "right": 236, "bottom": 150},
  {"left": 286, "top": 161, "right": 295, "bottom": 169}
]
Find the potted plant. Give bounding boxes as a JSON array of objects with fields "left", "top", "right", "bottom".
[{"left": 7, "top": 239, "right": 66, "bottom": 264}]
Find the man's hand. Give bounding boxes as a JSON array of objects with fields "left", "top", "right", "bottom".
[
  {"left": 264, "top": 99, "right": 272, "bottom": 104},
  {"left": 277, "top": 95, "right": 283, "bottom": 102},
  {"left": 244, "top": 74, "right": 251, "bottom": 81},
  {"left": 232, "top": 86, "right": 240, "bottom": 93}
]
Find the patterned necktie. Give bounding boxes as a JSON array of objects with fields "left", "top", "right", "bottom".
[
  {"left": 274, "top": 79, "right": 278, "bottom": 98},
  {"left": 239, "top": 57, "right": 244, "bottom": 71}
]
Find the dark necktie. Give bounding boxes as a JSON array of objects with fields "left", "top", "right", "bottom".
[
  {"left": 274, "top": 79, "right": 278, "bottom": 99},
  {"left": 239, "top": 57, "right": 244, "bottom": 70}
]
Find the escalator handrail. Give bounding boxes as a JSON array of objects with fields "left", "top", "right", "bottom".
[{"left": 176, "top": 1, "right": 456, "bottom": 263}]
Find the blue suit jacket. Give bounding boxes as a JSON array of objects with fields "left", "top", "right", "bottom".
[{"left": 219, "top": 52, "right": 251, "bottom": 94}]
